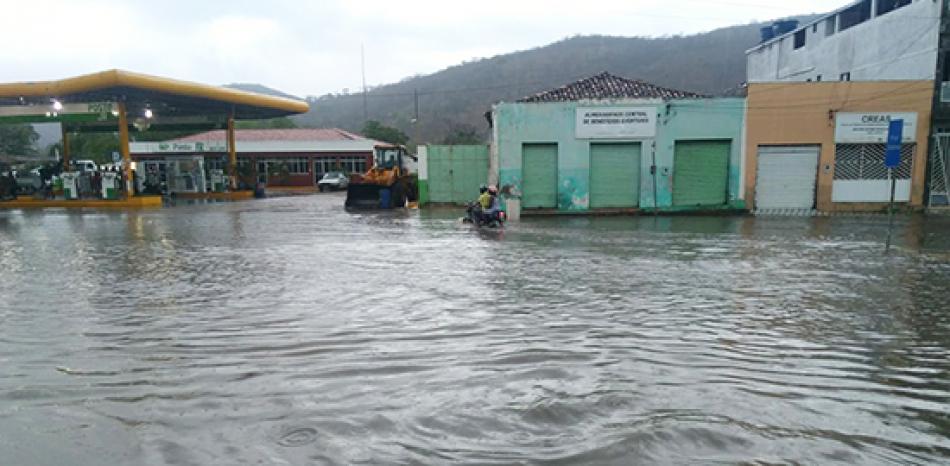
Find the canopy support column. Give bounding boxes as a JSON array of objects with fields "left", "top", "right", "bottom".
[
  {"left": 117, "top": 102, "right": 132, "bottom": 197},
  {"left": 227, "top": 114, "right": 237, "bottom": 190},
  {"left": 61, "top": 124, "right": 70, "bottom": 171}
]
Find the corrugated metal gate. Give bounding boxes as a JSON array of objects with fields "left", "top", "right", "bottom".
[
  {"left": 672, "top": 140, "right": 730, "bottom": 207},
  {"left": 522, "top": 144, "right": 558, "bottom": 209},
  {"left": 590, "top": 143, "right": 640, "bottom": 208},
  {"left": 755, "top": 145, "right": 819, "bottom": 210},
  {"left": 425, "top": 145, "right": 489, "bottom": 205}
]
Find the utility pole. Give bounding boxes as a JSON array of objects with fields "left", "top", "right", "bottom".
[
  {"left": 414, "top": 88, "right": 419, "bottom": 122},
  {"left": 361, "top": 44, "right": 368, "bottom": 123}
]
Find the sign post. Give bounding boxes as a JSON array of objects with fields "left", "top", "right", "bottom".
[{"left": 885, "top": 119, "right": 903, "bottom": 251}]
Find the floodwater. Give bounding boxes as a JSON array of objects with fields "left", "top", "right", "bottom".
[{"left": 1, "top": 194, "right": 949, "bottom": 465}]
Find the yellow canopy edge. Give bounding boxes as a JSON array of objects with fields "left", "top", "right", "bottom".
[{"left": 0, "top": 69, "right": 309, "bottom": 115}]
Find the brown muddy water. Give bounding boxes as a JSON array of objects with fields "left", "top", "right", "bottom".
[{"left": 1, "top": 193, "right": 949, "bottom": 465}]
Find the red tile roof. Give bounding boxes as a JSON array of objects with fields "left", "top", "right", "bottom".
[
  {"left": 519, "top": 72, "right": 706, "bottom": 103},
  {"left": 173, "top": 128, "right": 369, "bottom": 142}
]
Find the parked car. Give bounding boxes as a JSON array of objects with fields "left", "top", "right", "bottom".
[
  {"left": 13, "top": 171, "right": 42, "bottom": 195},
  {"left": 317, "top": 172, "right": 349, "bottom": 192},
  {"left": 71, "top": 160, "right": 98, "bottom": 172}
]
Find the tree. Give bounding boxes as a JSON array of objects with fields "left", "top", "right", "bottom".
[
  {"left": 236, "top": 117, "right": 298, "bottom": 129},
  {"left": 442, "top": 123, "right": 483, "bottom": 145},
  {"left": 361, "top": 120, "right": 409, "bottom": 145},
  {"left": 52, "top": 133, "right": 120, "bottom": 165},
  {"left": 0, "top": 124, "right": 40, "bottom": 155}
]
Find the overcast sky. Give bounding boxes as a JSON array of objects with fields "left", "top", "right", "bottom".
[{"left": 1, "top": 0, "right": 851, "bottom": 97}]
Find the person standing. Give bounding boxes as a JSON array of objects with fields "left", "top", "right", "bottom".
[{"left": 92, "top": 171, "right": 102, "bottom": 199}]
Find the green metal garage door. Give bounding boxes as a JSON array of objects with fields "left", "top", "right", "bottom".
[
  {"left": 522, "top": 144, "right": 558, "bottom": 209},
  {"left": 427, "top": 148, "right": 454, "bottom": 203},
  {"left": 449, "top": 146, "right": 489, "bottom": 203},
  {"left": 426, "top": 145, "right": 489, "bottom": 204},
  {"left": 673, "top": 140, "right": 730, "bottom": 207},
  {"left": 590, "top": 143, "right": 641, "bottom": 208}
]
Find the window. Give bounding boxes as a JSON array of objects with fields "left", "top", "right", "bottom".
[
  {"left": 282, "top": 158, "right": 309, "bottom": 174},
  {"left": 876, "top": 0, "right": 912, "bottom": 17},
  {"left": 834, "top": 144, "right": 914, "bottom": 181},
  {"left": 812, "top": 23, "right": 818, "bottom": 33},
  {"left": 840, "top": 72, "right": 852, "bottom": 81},
  {"left": 314, "top": 157, "right": 333, "bottom": 182},
  {"left": 204, "top": 156, "right": 226, "bottom": 171},
  {"left": 825, "top": 17, "right": 836, "bottom": 36},
  {"left": 794, "top": 29, "right": 806, "bottom": 49},
  {"left": 337, "top": 156, "right": 368, "bottom": 174},
  {"left": 839, "top": 0, "right": 871, "bottom": 32}
]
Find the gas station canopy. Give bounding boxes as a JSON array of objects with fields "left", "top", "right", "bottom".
[
  {"left": 0, "top": 70, "right": 310, "bottom": 197},
  {"left": 0, "top": 69, "right": 309, "bottom": 131}
]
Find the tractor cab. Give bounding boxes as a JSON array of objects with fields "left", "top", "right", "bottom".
[{"left": 374, "top": 145, "right": 404, "bottom": 170}]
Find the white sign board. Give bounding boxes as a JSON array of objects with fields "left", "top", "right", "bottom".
[
  {"left": 155, "top": 141, "right": 227, "bottom": 153},
  {"left": 576, "top": 107, "right": 656, "bottom": 139},
  {"left": 835, "top": 112, "right": 917, "bottom": 143}
]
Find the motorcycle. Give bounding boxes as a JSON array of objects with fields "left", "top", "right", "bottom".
[{"left": 463, "top": 201, "right": 506, "bottom": 228}]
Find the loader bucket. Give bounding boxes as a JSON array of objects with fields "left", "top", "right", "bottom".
[{"left": 345, "top": 183, "right": 388, "bottom": 209}]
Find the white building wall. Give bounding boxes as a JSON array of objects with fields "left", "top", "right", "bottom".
[{"left": 747, "top": 0, "right": 942, "bottom": 83}]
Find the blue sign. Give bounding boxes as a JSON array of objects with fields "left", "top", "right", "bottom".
[{"left": 885, "top": 119, "right": 903, "bottom": 168}]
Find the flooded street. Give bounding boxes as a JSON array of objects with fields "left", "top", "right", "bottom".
[{"left": 1, "top": 194, "right": 949, "bottom": 465}]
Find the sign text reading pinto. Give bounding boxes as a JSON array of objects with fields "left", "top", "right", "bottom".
[{"left": 576, "top": 107, "right": 656, "bottom": 139}]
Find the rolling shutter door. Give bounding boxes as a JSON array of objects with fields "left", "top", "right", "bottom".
[
  {"left": 755, "top": 145, "right": 819, "bottom": 210},
  {"left": 522, "top": 144, "right": 558, "bottom": 209},
  {"left": 673, "top": 141, "right": 730, "bottom": 206},
  {"left": 590, "top": 143, "right": 641, "bottom": 208}
]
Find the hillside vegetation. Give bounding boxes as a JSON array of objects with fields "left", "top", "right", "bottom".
[{"left": 294, "top": 17, "right": 816, "bottom": 144}]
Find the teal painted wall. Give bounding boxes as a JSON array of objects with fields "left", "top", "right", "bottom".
[
  {"left": 495, "top": 100, "right": 660, "bottom": 211},
  {"left": 494, "top": 98, "right": 745, "bottom": 213}
]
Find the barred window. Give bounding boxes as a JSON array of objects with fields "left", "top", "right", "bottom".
[{"left": 834, "top": 144, "right": 914, "bottom": 180}]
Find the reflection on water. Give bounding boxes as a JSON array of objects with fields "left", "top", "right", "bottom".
[{"left": 1, "top": 195, "right": 949, "bottom": 465}]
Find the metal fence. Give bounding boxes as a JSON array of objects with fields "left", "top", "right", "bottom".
[
  {"left": 930, "top": 134, "right": 950, "bottom": 206},
  {"left": 834, "top": 144, "right": 914, "bottom": 181}
]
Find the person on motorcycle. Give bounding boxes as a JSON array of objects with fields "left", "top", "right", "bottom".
[
  {"left": 477, "top": 184, "right": 491, "bottom": 210},
  {"left": 485, "top": 185, "right": 501, "bottom": 221}
]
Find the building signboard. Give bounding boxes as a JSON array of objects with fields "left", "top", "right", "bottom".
[
  {"left": 155, "top": 141, "right": 228, "bottom": 153},
  {"left": 835, "top": 112, "right": 917, "bottom": 143},
  {"left": 576, "top": 107, "right": 656, "bottom": 139},
  {"left": 0, "top": 101, "right": 117, "bottom": 123}
]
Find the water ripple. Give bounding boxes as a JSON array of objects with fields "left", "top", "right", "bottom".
[{"left": 0, "top": 196, "right": 949, "bottom": 464}]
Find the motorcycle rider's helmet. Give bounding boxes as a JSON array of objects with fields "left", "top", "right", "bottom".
[{"left": 479, "top": 184, "right": 488, "bottom": 193}]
